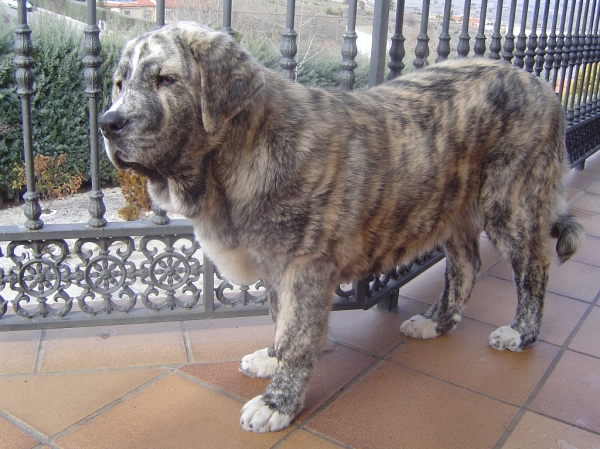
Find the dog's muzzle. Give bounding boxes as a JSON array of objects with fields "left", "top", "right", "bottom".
[{"left": 99, "top": 111, "right": 129, "bottom": 139}]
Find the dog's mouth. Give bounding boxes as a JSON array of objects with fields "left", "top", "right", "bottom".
[
  {"left": 119, "top": 159, "right": 159, "bottom": 179},
  {"left": 109, "top": 147, "right": 158, "bottom": 178}
]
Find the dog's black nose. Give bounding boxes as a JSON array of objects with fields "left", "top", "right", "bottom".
[{"left": 99, "top": 111, "right": 128, "bottom": 138}]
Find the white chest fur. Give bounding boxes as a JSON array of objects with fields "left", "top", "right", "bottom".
[{"left": 199, "top": 239, "right": 263, "bottom": 286}]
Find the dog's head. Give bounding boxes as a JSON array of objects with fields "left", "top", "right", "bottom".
[{"left": 99, "top": 22, "right": 265, "bottom": 179}]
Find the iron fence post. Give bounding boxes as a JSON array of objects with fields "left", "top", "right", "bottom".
[
  {"left": 340, "top": 0, "right": 358, "bottom": 90},
  {"left": 14, "top": 0, "right": 43, "bottom": 231},
  {"left": 280, "top": 0, "right": 298, "bottom": 80},
  {"left": 84, "top": 0, "right": 107, "bottom": 228},
  {"left": 369, "top": 0, "right": 390, "bottom": 86}
]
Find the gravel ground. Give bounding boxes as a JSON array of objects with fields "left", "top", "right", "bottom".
[{"left": 0, "top": 188, "right": 177, "bottom": 226}]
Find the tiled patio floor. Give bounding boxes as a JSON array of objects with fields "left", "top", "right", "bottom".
[{"left": 2, "top": 152, "right": 600, "bottom": 448}]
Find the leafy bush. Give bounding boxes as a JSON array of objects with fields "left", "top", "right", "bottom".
[
  {"left": 241, "top": 36, "right": 282, "bottom": 71},
  {"left": 11, "top": 153, "right": 84, "bottom": 211},
  {"left": 0, "top": 16, "right": 131, "bottom": 201},
  {"left": 297, "top": 50, "right": 370, "bottom": 89},
  {"left": 118, "top": 203, "right": 142, "bottom": 221},
  {"left": 116, "top": 169, "right": 151, "bottom": 220},
  {"left": 242, "top": 36, "right": 369, "bottom": 89},
  {"left": 325, "top": 7, "right": 343, "bottom": 16},
  {"left": 0, "top": 21, "right": 22, "bottom": 200}
]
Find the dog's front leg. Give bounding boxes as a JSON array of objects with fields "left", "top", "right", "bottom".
[
  {"left": 240, "top": 264, "right": 333, "bottom": 433},
  {"left": 240, "top": 283, "right": 279, "bottom": 378}
]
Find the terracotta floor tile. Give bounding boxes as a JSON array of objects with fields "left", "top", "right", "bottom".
[
  {"left": 565, "top": 186, "right": 582, "bottom": 202},
  {"left": 55, "top": 373, "right": 289, "bottom": 449},
  {"left": 546, "top": 259, "right": 600, "bottom": 302},
  {"left": 479, "top": 235, "right": 503, "bottom": 273},
  {"left": 464, "top": 275, "right": 518, "bottom": 326},
  {"left": 489, "top": 259, "right": 600, "bottom": 303},
  {"left": 0, "top": 330, "right": 41, "bottom": 375},
  {"left": 40, "top": 322, "right": 187, "bottom": 372},
  {"left": 501, "top": 411, "right": 600, "bottom": 449},
  {"left": 390, "top": 318, "right": 558, "bottom": 405},
  {"left": 585, "top": 179, "right": 600, "bottom": 195},
  {"left": 327, "top": 298, "right": 424, "bottom": 357},
  {"left": 184, "top": 315, "right": 275, "bottom": 363},
  {"left": 530, "top": 350, "right": 600, "bottom": 434},
  {"left": 580, "top": 159, "right": 600, "bottom": 176},
  {"left": 181, "top": 361, "right": 268, "bottom": 401},
  {"left": 572, "top": 209, "right": 600, "bottom": 238},
  {"left": 529, "top": 292, "right": 589, "bottom": 347},
  {"left": 570, "top": 192, "right": 600, "bottom": 214},
  {"left": 398, "top": 258, "right": 446, "bottom": 304},
  {"left": 569, "top": 306, "right": 600, "bottom": 358},
  {"left": 278, "top": 430, "right": 345, "bottom": 448},
  {"left": 398, "top": 236, "right": 507, "bottom": 307},
  {"left": 0, "top": 417, "right": 39, "bottom": 449},
  {"left": 182, "top": 343, "right": 375, "bottom": 423},
  {"left": 465, "top": 275, "right": 589, "bottom": 346},
  {"left": 563, "top": 168, "right": 597, "bottom": 190},
  {"left": 308, "top": 362, "right": 517, "bottom": 449},
  {"left": 297, "top": 344, "right": 375, "bottom": 421},
  {"left": 0, "top": 369, "right": 162, "bottom": 437},
  {"left": 570, "top": 235, "right": 600, "bottom": 267}
]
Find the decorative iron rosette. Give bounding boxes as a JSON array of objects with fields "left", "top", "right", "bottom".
[
  {"left": 139, "top": 235, "right": 202, "bottom": 311},
  {"left": 9, "top": 240, "right": 73, "bottom": 318},
  {"left": 74, "top": 237, "right": 136, "bottom": 315}
]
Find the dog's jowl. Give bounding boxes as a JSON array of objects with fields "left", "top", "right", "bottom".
[{"left": 100, "top": 22, "right": 585, "bottom": 433}]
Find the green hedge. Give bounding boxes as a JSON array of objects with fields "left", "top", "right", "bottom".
[
  {"left": 0, "top": 14, "right": 369, "bottom": 201},
  {"left": 0, "top": 17, "right": 124, "bottom": 201}
]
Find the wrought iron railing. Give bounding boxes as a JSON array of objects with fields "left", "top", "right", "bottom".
[{"left": 1, "top": 0, "right": 599, "bottom": 331}]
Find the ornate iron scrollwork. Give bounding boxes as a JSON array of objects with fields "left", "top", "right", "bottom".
[
  {"left": 215, "top": 272, "right": 267, "bottom": 306},
  {"left": 140, "top": 235, "right": 202, "bottom": 311},
  {"left": 75, "top": 237, "right": 136, "bottom": 315},
  {"left": 9, "top": 240, "right": 73, "bottom": 318}
]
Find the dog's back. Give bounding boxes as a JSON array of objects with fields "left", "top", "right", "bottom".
[{"left": 250, "top": 60, "right": 578, "bottom": 282}]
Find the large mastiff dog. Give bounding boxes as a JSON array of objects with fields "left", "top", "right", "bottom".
[{"left": 100, "top": 22, "right": 585, "bottom": 433}]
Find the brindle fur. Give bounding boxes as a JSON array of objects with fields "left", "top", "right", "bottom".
[{"left": 99, "top": 22, "right": 585, "bottom": 433}]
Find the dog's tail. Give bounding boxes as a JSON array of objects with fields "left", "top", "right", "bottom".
[{"left": 552, "top": 212, "right": 586, "bottom": 264}]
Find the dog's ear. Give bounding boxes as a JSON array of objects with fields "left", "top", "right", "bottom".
[{"left": 187, "top": 27, "right": 265, "bottom": 134}]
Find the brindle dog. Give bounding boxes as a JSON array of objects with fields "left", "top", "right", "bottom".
[{"left": 100, "top": 22, "right": 585, "bottom": 433}]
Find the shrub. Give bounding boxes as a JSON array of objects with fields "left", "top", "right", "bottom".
[
  {"left": 243, "top": 36, "right": 370, "bottom": 89},
  {"left": 116, "top": 169, "right": 151, "bottom": 220},
  {"left": 0, "top": 15, "right": 132, "bottom": 201},
  {"left": 117, "top": 203, "right": 141, "bottom": 221},
  {"left": 325, "top": 7, "right": 343, "bottom": 16},
  {"left": 11, "top": 153, "right": 84, "bottom": 211},
  {"left": 297, "top": 50, "right": 370, "bottom": 89},
  {"left": 241, "top": 36, "right": 282, "bottom": 71},
  {"left": 0, "top": 21, "right": 22, "bottom": 200}
]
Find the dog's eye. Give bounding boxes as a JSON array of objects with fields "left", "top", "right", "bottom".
[{"left": 157, "top": 76, "right": 176, "bottom": 88}]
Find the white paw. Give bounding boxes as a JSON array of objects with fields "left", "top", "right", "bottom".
[
  {"left": 240, "top": 395, "right": 293, "bottom": 433},
  {"left": 400, "top": 315, "right": 441, "bottom": 339},
  {"left": 489, "top": 326, "right": 523, "bottom": 352},
  {"left": 239, "top": 348, "right": 279, "bottom": 378}
]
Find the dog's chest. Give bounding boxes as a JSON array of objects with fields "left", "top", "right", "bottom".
[{"left": 196, "top": 235, "right": 263, "bottom": 286}]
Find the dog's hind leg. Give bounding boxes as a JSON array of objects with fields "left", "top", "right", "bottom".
[
  {"left": 240, "top": 282, "right": 280, "bottom": 378},
  {"left": 401, "top": 222, "right": 481, "bottom": 339},
  {"left": 240, "top": 261, "right": 334, "bottom": 433},
  {"left": 488, "top": 234, "right": 550, "bottom": 351}
]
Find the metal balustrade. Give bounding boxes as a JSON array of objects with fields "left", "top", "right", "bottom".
[{"left": 1, "top": 0, "right": 599, "bottom": 331}]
